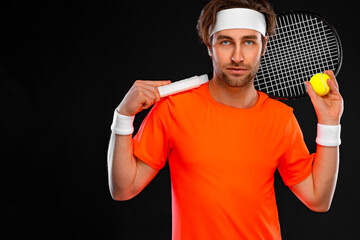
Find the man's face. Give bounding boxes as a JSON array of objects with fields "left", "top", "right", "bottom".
[{"left": 210, "top": 29, "right": 266, "bottom": 88}]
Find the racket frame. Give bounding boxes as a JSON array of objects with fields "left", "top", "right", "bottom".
[{"left": 254, "top": 11, "right": 343, "bottom": 100}]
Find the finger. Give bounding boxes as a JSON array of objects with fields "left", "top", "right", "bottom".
[
  {"left": 140, "top": 90, "right": 157, "bottom": 110},
  {"left": 326, "top": 78, "right": 340, "bottom": 95},
  {"left": 305, "top": 81, "right": 318, "bottom": 100},
  {"left": 139, "top": 84, "right": 162, "bottom": 102},
  {"left": 133, "top": 80, "right": 166, "bottom": 102},
  {"left": 140, "top": 87, "right": 158, "bottom": 103},
  {"left": 140, "top": 80, "right": 172, "bottom": 87},
  {"left": 324, "top": 70, "right": 339, "bottom": 89}
]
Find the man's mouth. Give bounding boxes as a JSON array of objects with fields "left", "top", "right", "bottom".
[{"left": 226, "top": 67, "right": 248, "bottom": 74}]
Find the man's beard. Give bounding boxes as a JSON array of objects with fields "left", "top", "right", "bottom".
[{"left": 216, "top": 60, "right": 261, "bottom": 88}]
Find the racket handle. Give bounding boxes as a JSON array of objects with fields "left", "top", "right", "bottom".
[{"left": 157, "top": 74, "right": 209, "bottom": 98}]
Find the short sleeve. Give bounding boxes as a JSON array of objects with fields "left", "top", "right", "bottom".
[
  {"left": 133, "top": 99, "right": 171, "bottom": 170},
  {"left": 277, "top": 112, "right": 315, "bottom": 187}
]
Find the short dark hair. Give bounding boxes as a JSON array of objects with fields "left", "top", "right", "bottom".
[{"left": 197, "top": 0, "right": 276, "bottom": 47}]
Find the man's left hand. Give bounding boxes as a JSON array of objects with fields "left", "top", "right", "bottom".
[{"left": 305, "top": 70, "right": 344, "bottom": 125}]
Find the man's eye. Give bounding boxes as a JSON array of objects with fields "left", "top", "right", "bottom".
[
  {"left": 245, "top": 41, "right": 254, "bottom": 45},
  {"left": 221, "top": 41, "right": 230, "bottom": 45}
]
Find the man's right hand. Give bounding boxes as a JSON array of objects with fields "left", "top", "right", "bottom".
[{"left": 117, "top": 80, "right": 171, "bottom": 116}]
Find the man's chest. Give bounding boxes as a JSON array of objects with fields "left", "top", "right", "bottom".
[{"left": 169, "top": 110, "right": 288, "bottom": 185}]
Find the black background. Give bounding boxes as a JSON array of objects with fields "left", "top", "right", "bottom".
[{"left": 1, "top": 0, "right": 359, "bottom": 239}]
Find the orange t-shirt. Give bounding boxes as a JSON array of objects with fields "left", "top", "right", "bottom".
[{"left": 133, "top": 82, "right": 315, "bottom": 240}]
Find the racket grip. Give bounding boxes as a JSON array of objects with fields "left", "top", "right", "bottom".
[{"left": 157, "top": 74, "right": 209, "bottom": 98}]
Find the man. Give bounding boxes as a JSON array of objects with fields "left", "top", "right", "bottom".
[{"left": 107, "top": 0, "right": 343, "bottom": 239}]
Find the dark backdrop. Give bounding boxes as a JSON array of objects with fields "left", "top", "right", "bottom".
[{"left": 1, "top": 0, "right": 359, "bottom": 239}]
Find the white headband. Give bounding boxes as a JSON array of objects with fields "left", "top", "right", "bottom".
[{"left": 210, "top": 8, "right": 267, "bottom": 36}]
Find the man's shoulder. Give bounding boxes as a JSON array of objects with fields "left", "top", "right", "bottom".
[
  {"left": 164, "top": 83, "right": 208, "bottom": 106},
  {"left": 261, "top": 93, "right": 294, "bottom": 115}
]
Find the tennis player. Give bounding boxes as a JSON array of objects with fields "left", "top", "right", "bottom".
[{"left": 108, "top": 0, "right": 343, "bottom": 239}]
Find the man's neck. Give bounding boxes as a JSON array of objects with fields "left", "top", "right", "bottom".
[{"left": 208, "top": 77, "right": 258, "bottom": 109}]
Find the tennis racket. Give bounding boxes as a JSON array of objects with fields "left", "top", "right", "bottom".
[
  {"left": 254, "top": 11, "right": 343, "bottom": 99},
  {"left": 158, "top": 11, "right": 342, "bottom": 100}
]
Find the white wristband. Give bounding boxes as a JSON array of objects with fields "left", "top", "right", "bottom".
[
  {"left": 316, "top": 123, "right": 341, "bottom": 147},
  {"left": 110, "top": 109, "right": 135, "bottom": 135}
]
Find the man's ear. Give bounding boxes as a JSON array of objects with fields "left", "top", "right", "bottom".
[
  {"left": 261, "top": 36, "right": 268, "bottom": 56},
  {"left": 207, "top": 47, "right": 212, "bottom": 57}
]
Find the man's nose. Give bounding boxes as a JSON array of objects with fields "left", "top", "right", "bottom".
[{"left": 231, "top": 45, "right": 244, "bottom": 64}]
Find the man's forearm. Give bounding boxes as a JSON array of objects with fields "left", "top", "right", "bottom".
[
  {"left": 107, "top": 133, "right": 137, "bottom": 200},
  {"left": 312, "top": 145, "right": 339, "bottom": 211},
  {"left": 290, "top": 145, "right": 340, "bottom": 212}
]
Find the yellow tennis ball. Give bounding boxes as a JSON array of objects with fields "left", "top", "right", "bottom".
[{"left": 310, "top": 73, "right": 330, "bottom": 96}]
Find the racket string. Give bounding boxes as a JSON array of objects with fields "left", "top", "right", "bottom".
[
  {"left": 257, "top": 14, "right": 339, "bottom": 95},
  {"left": 255, "top": 13, "right": 341, "bottom": 98}
]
